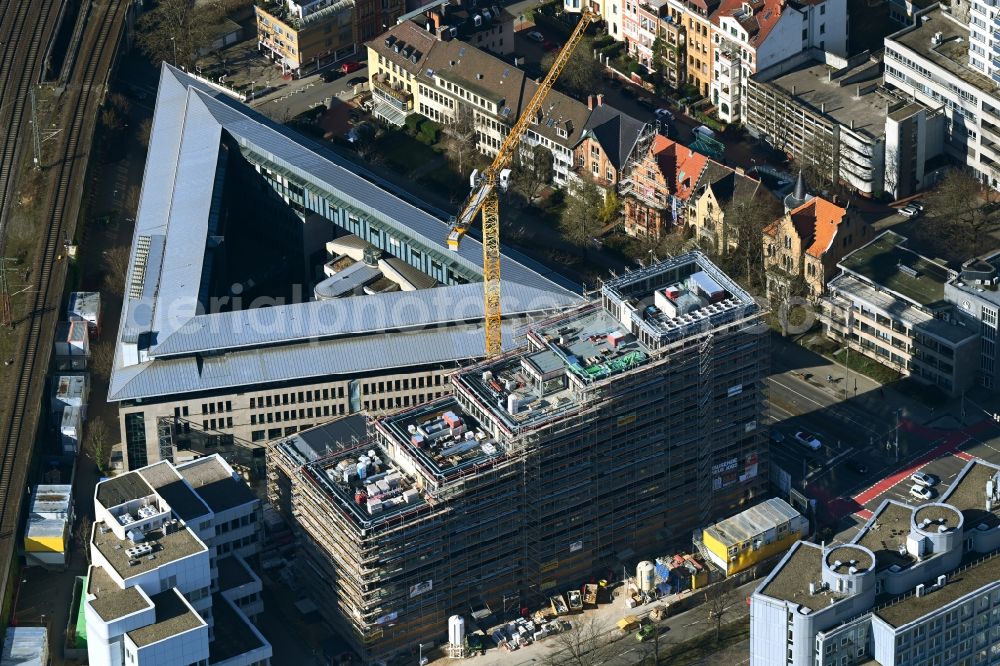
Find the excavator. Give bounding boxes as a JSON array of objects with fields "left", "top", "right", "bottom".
[{"left": 446, "top": 10, "right": 595, "bottom": 358}]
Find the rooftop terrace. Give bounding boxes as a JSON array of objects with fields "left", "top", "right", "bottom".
[
  {"left": 941, "top": 461, "right": 1000, "bottom": 531},
  {"left": 126, "top": 589, "right": 204, "bottom": 648},
  {"left": 875, "top": 550, "right": 1000, "bottom": 628},
  {"left": 855, "top": 501, "right": 916, "bottom": 572},
  {"left": 87, "top": 565, "right": 150, "bottom": 622},
  {"left": 93, "top": 520, "right": 206, "bottom": 578},
  {"left": 840, "top": 232, "right": 952, "bottom": 308}
]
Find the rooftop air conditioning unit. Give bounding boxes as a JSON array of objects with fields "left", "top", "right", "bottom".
[{"left": 473, "top": 14, "right": 482, "bottom": 26}]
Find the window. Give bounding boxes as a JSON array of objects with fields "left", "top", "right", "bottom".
[{"left": 820, "top": 3, "right": 825, "bottom": 13}]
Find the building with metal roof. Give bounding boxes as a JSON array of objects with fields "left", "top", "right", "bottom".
[
  {"left": 700, "top": 497, "right": 808, "bottom": 576},
  {"left": 110, "top": 64, "right": 582, "bottom": 470}
]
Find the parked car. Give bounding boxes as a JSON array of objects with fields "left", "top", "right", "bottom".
[
  {"left": 910, "top": 471, "right": 938, "bottom": 487},
  {"left": 909, "top": 201, "right": 925, "bottom": 212},
  {"left": 793, "top": 431, "right": 822, "bottom": 451},
  {"left": 321, "top": 69, "right": 344, "bottom": 82},
  {"left": 898, "top": 204, "right": 920, "bottom": 218},
  {"left": 845, "top": 459, "right": 868, "bottom": 474},
  {"left": 654, "top": 107, "right": 674, "bottom": 122},
  {"left": 527, "top": 30, "right": 544, "bottom": 42},
  {"left": 340, "top": 61, "right": 363, "bottom": 73},
  {"left": 910, "top": 484, "right": 935, "bottom": 501},
  {"left": 693, "top": 125, "right": 716, "bottom": 139},
  {"left": 347, "top": 76, "right": 367, "bottom": 87},
  {"left": 636, "top": 624, "right": 658, "bottom": 642},
  {"left": 543, "top": 40, "right": 560, "bottom": 52}
]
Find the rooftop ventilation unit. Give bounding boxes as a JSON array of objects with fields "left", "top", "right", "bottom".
[{"left": 126, "top": 543, "right": 154, "bottom": 559}]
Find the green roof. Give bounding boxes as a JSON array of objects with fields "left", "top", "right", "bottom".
[{"left": 839, "top": 231, "right": 952, "bottom": 308}]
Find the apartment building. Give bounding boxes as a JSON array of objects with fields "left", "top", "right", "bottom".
[
  {"left": 575, "top": 95, "right": 650, "bottom": 188},
  {"left": 744, "top": 52, "right": 936, "bottom": 197},
  {"left": 670, "top": 0, "right": 719, "bottom": 96},
  {"left": 624, "top": 0, "right": 669, "bottom": 69},
  {"left": 254, "top": 0, "right": 385, "bottom": 75},
  {"left": 84, "top": 455, "right": 271, "bottom": 666},
  {"left": 884, "top": 4, "right": 1000, "bottom": 190},
  {"left": 660, "top": 12, "right": 688, "bottom": 88},
  {"left": 710, "top": 0, "right": 847, "bottom": 122},
  {"left": 751, "top": 457, "right": 1000, "bottom": 666},
  {"left": 269, "top": 253, "right": 769, "bottom": 663},
  {"left": 366, "top": 20, "right": 590, "bottom": 184},
  {"left": 821, "top": 231, "right": 979, "bottom": 396},
  {"left": 563, "top": 0, "right": 624, "bottom": 40},
  {"left": 763, "top": 194, "right": 871, "bottom": 298},
  {"left": 109, "top": 65, "right": 581, "bottom": 470},
  {"left": 688, "top": 161, "right": 770, "bottom": 252}
]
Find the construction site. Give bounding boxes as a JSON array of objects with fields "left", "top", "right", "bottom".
[{"left": 267, "top": 252, "right": 770, "bottom": 662}]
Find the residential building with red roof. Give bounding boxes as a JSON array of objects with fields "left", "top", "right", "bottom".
[
  {"left": 710, "top": 0, "right": 847, "bottom": 122},
  {"left": 762, "top": 194, "right": 870, "bottom": 298},
  {"left": 620, "top": 134, "right": 711, "bottom": 238}
]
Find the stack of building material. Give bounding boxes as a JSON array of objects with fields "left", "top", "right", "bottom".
[
  {"left": 23, "top": 484, "right": 73, "bottom": 568},
  {"left": 54, "top": 320, "right": 90, "bottom": 370},
  {"left": 0, "top": 627, "right": 48, "bottom": 666}
]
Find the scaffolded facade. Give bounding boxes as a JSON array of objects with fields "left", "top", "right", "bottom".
[{"left": 268, "top": 252, "right": 769, "bottom": 662}]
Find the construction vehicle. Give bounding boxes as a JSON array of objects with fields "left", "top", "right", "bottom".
[{"left": 446, "top": 10, "right": 595, "bottom": 358}]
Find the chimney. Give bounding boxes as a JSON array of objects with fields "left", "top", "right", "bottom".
[
  {"left": 432, "top": 11, "right": 442, "bottom": 33},
  {"left": 735, "top": 166, "right": 745, "bottom": 175},
  {"left": 792, "top": 84, "right": 796, "bottom": 95},
  {"left": 821, "top": 102, "right": 825, "bottom": 113},
  {"left": 915, "top": 583, "right": 925, "bottom": 597},
  {"left": 597, "top": 93, "right": 604, "bottom": 106},
  {"left": 588, "top": 95, "right": 595, "bottom": 110}
]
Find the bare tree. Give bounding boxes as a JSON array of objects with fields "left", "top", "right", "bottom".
[
  {"left": 443, "top": 106, "right": 479, "bottom": 177},
  {"left": 75, "top": 516, "right": 93, "bottom": 565},
  {"left": 137, "top": 0, "right": 222, "bottom": 70},
  {"left": 703, "top": 578, "right": 741, "bottom": 644},
  {"left": 560, "top": 180, "right": 605, "bottom": 253},
  {"left": 123, "top": 185, "right": 141, "bottom": 217},
  {"left": 86, "top": 420, "right": 111, "bottom": 474},
  {"left": 719, "top": 191, "right": 781, "bottom": 293},
  {"left": 512, "top": 144, "right": 554, "bottom": 203},
  {"left": 540, "top": 617, "right": 617, "bottom": 666},
  {"left": 136, "top": 117, "right": 153, "bottom": 148},
  {"left": 542, "top": 37, "right": 601, "bottom": 98},
  {"left": 100, "top": 107, "right": 123, "bottom": 132},
  {"left": 918, "top": 168, "right": 1000, "bottom": 259},
  {"left": 103, "top": 245, "right": 131, "bottom": 291},
  {"left": 795, "top": 130, "right": 838, "bottom": 192}
]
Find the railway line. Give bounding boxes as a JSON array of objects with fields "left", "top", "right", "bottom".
[{"left": 0, "top": 0, "right": 130, "bottom": 613}]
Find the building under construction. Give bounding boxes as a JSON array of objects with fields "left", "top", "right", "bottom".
[{"left": 267, "top": 252, "right": 769, "bottom": 662}]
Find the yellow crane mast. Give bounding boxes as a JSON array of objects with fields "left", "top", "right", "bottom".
[{"left": 447, "top": 11, "right": 594, "bottom": 358}]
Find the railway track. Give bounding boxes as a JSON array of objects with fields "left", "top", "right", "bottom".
[{"left": 0, "top": 0, "right": 128, "bottom": 607}]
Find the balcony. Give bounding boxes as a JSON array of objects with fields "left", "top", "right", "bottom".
[{"left": 372, "top": 75, "right": 412, "bottom": 110}]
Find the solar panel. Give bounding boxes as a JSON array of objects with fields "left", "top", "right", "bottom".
[
  {"left": 547, "top": 118, "right": 555, "bottom": 127},
  {"left": 502, "top": 107, "right": 511, "bottom": 117},
  {"left": 459, "top": 47, "right": 466, "bottom": 56},
  {"left": 503, "top": 68, "right": 510, "bottom": 77}
]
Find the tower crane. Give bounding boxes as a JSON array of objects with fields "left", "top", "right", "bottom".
[{"left": 446, "top": 10, "right": 595, "bottom": 358}]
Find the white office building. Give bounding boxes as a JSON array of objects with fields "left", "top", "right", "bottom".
[
  {"left": 84, "top": 455, "right": 271, "bottom": 666},
  {"left": 751, "top": 457, "right": 1000, "bottom": 665}
]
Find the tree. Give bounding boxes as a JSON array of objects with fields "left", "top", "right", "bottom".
[
  {"left": 137, "top": 0, "right": 222, "bottom": 70},
  {"left": 86, "top": 420, "right": 111, "bottom": 474},
  {"left": 75, "top": 516, "right": 93, "bottom": 565},
  {"left": 560, "top": 180, "right": 605, "bottom": 253},
  {"left": 719, "top": 191, "right": 781, "bottom": 293},
  {"left": 795, "top": 130, "right": 838, "bottom": 192},
  {"left": 136, "top": 117, "right": 153, "bottom": 148},
  {"left": 703, "top": 578, "right": 741, "bottom": 644},
  {"left": 511, "top": 144, "right": 554, "bottom": 204},
  {"left": 100, "top": 107, "right": 123, "bottom": 132},
  {"left": 542, "top": 37, "right": 601, "bottom": 98},
  {"left": 540, "top": 617, "right": 617, "bottom": 666},
  {"left": 104, "top": 245, "right": 131, "bottom": 289},
  {"left": 920, "top": 168, "right": 1000, "bottom": 258},
  {"left": 443, "top": 106, "right": 479, "bottom": 177}
]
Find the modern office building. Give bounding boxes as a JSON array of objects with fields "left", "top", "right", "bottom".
[
  {"left": 820, "top": 231, "right": 979, "bottom": 396},
  {"left": 268, "top": 252, "right": 769, "bottom": 663},
  {"left": 946, "top": 253, "right": 1000, "bottom": 390},
  {"left": 751, "top": 457, "right": 1000, "bottom": 666},
  {"left": 109, "top": 64, "right": 581, "bottom": 470},
  {"left": 884, "top": 4, "right": 1000, "bottom": 190},
  {"left": 745, "top": 52, "right": 936, "bottom": 197},
  {"left": 84, "top": 455, "right": 271, "bottom": 666}
]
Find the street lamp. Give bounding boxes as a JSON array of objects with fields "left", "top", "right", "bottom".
[{"left": 418, "top": 643, "right": 428, "bottom": 666}]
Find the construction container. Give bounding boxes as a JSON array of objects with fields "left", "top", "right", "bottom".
[
  {"left": 24, "top": 484, "right": 72, "bottom": 568},
  {"left": 54, "top": 321, "right": 89, "bottom": 370},
  {"left": 1, "top": 626, "right": 48, "bottom": 666},
  {"left": 51, "top": 374, "right": 89, "bottom": 419},
  {"left": 67, "top": 292, "right": 101, "bottom": 338},
  {"left": 60, "top": 406, "right": 82, "bottom": 455}
]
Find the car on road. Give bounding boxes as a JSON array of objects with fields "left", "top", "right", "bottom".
[
  {"left": 527, "top": 30, "right": 544, "bottom": 42},
  {"left": 347, "top": 76, "right": 367, "bottom": 87},
  {"left": 793, "top": 431, "right": 822, "bottom": 451},
  {"left": 845, "top": 459, "right": 868, "bottom": 474},
  {"left": 910, "top": 471, "right": 938, "bottom": 487},
  {"left": 898, "top": 204, "right": 920, "bottom": 218},
  {"left": 636, "top": 624, "right": 658, "bottom": 641},
  {"left": 340, "top": 61, "right": 363, "bottom": 73},
  {"left": 321, "top": 69, "right": 344, "bottom": 82},
  {"left": 909, "top": 201, "right": 925, "bottom": 212},
  {"left": 910, "top": 484, "right": 935, "bottom": 501},
  {"left": 654, "top": 108, "right": 674, "bottom": 122}
]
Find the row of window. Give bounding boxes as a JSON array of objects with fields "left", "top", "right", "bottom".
[
  {"left": 250, "top": 404, "right": 346, "bottom": 425},
  {"left": 250, "top": 387, "right": 344, "bottom": 409}
]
